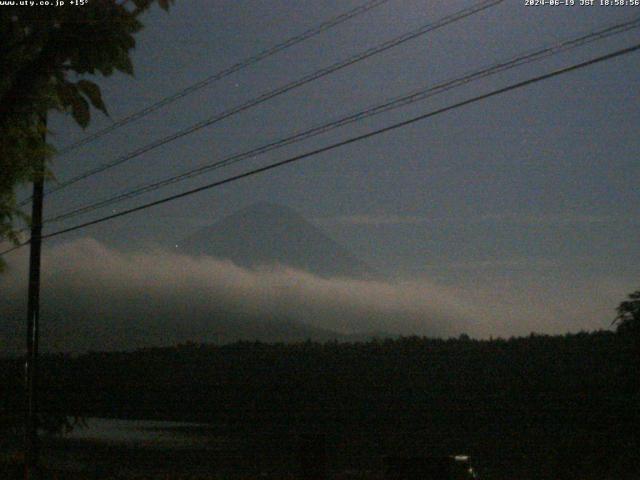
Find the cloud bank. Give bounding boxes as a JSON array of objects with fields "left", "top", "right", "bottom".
[
  {"left": 1, "top": 238, "right": 476, "bottom": 354},
  {"left": 0, "top": 237, "right": 626, "bottom": 354}
]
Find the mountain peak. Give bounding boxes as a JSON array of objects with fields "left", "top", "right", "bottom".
[{"left": 179, "top": 203, "right": 376, "bottom": 279}]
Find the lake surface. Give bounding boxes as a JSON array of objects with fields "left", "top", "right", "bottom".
[
  {"left": 58, "top": 417, "right": 213, "bottom": 448},
  {"left": 37, "top": 417, "right": 368, "bottom": 478},
  {"left": 40, "top": 417, "right": 244, "bottom": 477}
]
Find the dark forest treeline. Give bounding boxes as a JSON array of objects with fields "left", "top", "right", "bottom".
[{"left": 1, "top": 330, "right": 638, "bottom": 478}]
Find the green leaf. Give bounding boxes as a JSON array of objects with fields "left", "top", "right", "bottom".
[
  {"left": 77, "top": 80, "right": 108, "bottom": 116},
  {"left": 114, "top": 53, "right": 134, "bottom": 75},
  {"left": 55, "top": 82, "right": 74, "bottom": 106},
  {"left": 70, "top": 93, "right": 90, "bottom": 129}
]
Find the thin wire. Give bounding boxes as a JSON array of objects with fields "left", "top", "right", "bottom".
[
  {"left": 0, "top": 243, "right": 26, "bottom": 256},
  {"left": 4, "top": 42, "right": 636, "bottom": 256},
  {"left": 53, "top": 0, "right": 393, "bottom": 157},
  {"left": 15, "top": 0, "right": 390, "bottom": 209},
  {"left": 30, "top": 0, "right": 504, "bottom": 202},
  {"left": 28, "top": 43, "right": 640, "bottom": 244},
  {"left": 43, "top": 17, "right": 640, "bottom": 225}
]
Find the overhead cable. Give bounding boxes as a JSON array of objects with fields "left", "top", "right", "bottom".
[
  {"left": 32, "top": 0, "right": 504, "bottom": 201},
  {"left": 43, "top": 17, "right": 640, "bottom": 225},
  {"left": 7, "top": 42, "right": 634, "bottom": 249}
]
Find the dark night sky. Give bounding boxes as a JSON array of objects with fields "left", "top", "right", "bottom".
[{"left": 2, "top": 0, "right": 639, "bottom": 342}]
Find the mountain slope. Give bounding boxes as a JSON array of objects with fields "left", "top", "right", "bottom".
[
  {"left": 178, "top": 203, "right": 376, "bottom": 279},
  {"left": 0, "top": 297, "right": 352, "bottom": 355}
]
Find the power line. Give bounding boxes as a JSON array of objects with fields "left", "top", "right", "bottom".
[
  {"left": 53, "top": 0, "right": 393, "bottom": 157},
  {"left": 8, "top": 42, "right": 635, "bottom": 248},
  {"left": 0, "top": 243, "right": 25, "bottom": 256},
  {"left": 42, "top": 17, "right": 640, "bottom": 225},
  {"left": 16, "top": 0, "right": 392, "bottom": 208},
  {"left": 31, "top": 0, "right": 504, "bottom": 202}
]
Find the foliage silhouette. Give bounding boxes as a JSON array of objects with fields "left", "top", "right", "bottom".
[
  {"left": 0, "top": 0, "right": 175, "bottom": 268},
  {"left": 613, "top": 289, "right": 640, "bottom": 335},
  {"left": 1, "top": 330, "right": 638, "bottom": 478}
]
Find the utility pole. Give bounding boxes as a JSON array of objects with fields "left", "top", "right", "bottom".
[{"left": 24, "top": 115, "right": 46, "bottom": 480}]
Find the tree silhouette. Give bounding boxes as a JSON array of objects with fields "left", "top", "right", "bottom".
[
  {"left": 613, "top": 290, "right": 640, "bottom": 335},
  {"left": 0, "top": 0, "right": 177, "bottom": 436},
  {"left": 0, "top": 0, "right": 175, "bottom": 268}
]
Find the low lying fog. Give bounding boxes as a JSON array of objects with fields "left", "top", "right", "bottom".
[{"left": 0, "top": 238, "right": 621, "bottom": 354}]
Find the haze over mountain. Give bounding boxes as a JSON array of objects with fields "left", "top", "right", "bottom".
[
  {"left": 1, "top": 201, "right": 625, "bottom": 355},
  {"left": 1, "top": 238, "right": 470, "bottom": 356},
  {"left": 0, "top": 298, "right": 347, "bottom": 355},
  {"left": 177, "top": 203, "right": 377, "bottom": 280}
]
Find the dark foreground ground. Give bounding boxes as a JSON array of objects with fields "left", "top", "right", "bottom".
[{"left": 2, "top": 332, "right": 639, "bottom": 479}]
